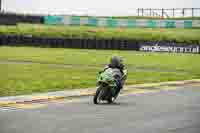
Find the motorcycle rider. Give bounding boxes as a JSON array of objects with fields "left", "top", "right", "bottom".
[
  {"left": 104, "top": 56, "right": 124, "bottom": 74},
  {"left": 103, "top": 56, "right": 127, "bottom": 96}
]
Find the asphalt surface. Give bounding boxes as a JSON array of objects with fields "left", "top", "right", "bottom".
[{"left": 0, "top": 85, "right": 200, "bottom": 133}]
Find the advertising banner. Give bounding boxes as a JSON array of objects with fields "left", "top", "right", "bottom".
[
  {"left": 147, "top": 20, "right": 158, "bottom": 28},
  {"left": 117, "top": 19, "right": 128, "bottom": 27},
  {"left": 44, "top": 15, "right": 200, "bottom": 28},
  {"left": 136, "top": 19, "right": 148, "bottom": 27},
  {"left": 184, "top": 20, "right": 193, "bottom": 28},
  {"left": 63, "top": 16, "right": 71, "bottom": 25},
  {"left": 192, "top": 20, "right": 200, "bottom": 28},
  {"left": 88, "top": 17, "right": 98, "bottom": 26},
  {"left": 164, "top": 20, "right": 176, "bottom": 28},
  {"left": 175, "top": 20, "right": 184, "bottom": 28},
  {"left": 71, "top": 16, "right": 80, "bottom": 25},
  {"left": 44, "top": 16, "right": 64, "bottom": 25},
  {"left": 98, "top": 18, "right": 107, "bottom": 27},
  {"left": 107, "top": 18, "right": 118, "bottom": 27},
  {"left": 127, "top": 20, "right": 136, "bottom": 28},
  {"left": 139, "top": 42, "right": 199, "bottom": 54}
]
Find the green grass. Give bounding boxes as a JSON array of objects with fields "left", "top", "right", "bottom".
[
  {"left": 0, "top": 63, "right": 99, "bottom": 96},
  {"left": 0, "top": 46, "right": 200, "bottom": 97},
  {"left": 0, "top": 24, "right": 200, "bottom": 44},
  {"left": 1, "top": 46, "right": 200, "bottom": 71}
]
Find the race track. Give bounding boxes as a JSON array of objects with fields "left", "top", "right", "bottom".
[{"left": 0, "top": 84, "right": 200, "bottom": 133}]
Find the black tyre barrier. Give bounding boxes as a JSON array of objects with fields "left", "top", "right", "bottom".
[
  {"left": 0, "top": 37, "right": 2, "bottom": 46},
  {"left": 0, "top": 13, "right": 43, "bottom": 25},
  {"left": 0, "top": 14, "right": 17, "bottom": 25},
  {"left": 0, "top": 34, "right": 199, "bottom": 54}
]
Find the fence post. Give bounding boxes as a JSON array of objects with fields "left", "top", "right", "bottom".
[
  {"left": 150, "top": 8, "right": 152, "bottom": 16},
  {"left": 173, "top": 8, "right": 175, "bottom": 18},
  {"left": 192, "top": 8, "right": 194, "bottom": 18},
  {"left": 162, "top": 8, "right": 164, "bottom": 18},
  {"left": 182, "top": 8, "right": 185, "bottom": 17},
  {"left": 142, "top": 8, "right": 144, "bottom": 16}
]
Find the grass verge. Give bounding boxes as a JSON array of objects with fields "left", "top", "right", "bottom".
[
  {"left": 0, "top": 46, "right": 200, "bottom": 96},
  {"left": 0, "top": 24, "right": 200, "bottom": 44}
]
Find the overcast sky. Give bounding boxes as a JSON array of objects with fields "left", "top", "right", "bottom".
[{"left": 2, "top": 0, "right": 200, "bottom": 16}]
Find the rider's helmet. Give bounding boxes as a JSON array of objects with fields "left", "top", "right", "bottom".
[{"left": 110, "top": 56, "right": 123, "bottom": 68}]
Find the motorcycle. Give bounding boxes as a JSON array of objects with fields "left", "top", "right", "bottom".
[{"left": 93, "top": 68, "right": 127, "bottom": 104}]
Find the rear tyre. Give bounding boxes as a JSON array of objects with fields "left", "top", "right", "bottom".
[
  {"left": 107, "top": 97, "right": 113, "bottom": 104},
  {"left": 106, "top": 88, "right": 114, "bottom": 104}
]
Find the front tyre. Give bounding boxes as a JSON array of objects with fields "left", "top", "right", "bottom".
[{"left": 93, "top": 87, "right": 104, "bottom": 104}]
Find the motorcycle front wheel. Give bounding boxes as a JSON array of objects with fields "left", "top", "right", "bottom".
[
  {"left": 93, "top": 86, "right": 114, "bottom": 104},
  {"left": 93, "top": 86, "right": 105, "bottom": 104}
]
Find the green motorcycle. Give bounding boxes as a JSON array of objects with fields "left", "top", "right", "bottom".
[{"left": 93, "top": 68, "right": 127, "bottom": 104}]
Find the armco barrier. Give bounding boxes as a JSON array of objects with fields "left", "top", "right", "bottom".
[
  {"left": 0, "top": 35, "right": 199, "bottom": 54},
  {"left": 44, "top": 16, "right": 200, "bottom": 28}
]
